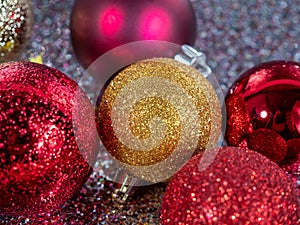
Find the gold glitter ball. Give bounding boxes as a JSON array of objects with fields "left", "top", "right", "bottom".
[
  {"left": 0, "top": 0, "right": 33, "bottom": 62},
  {"left": 96, "top": 58, "right": 222, "bottom": 182}
]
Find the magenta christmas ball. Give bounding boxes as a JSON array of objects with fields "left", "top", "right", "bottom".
[
  {"left": 70, "top": 0, "right": 197, "bottom": 68},
  {"left": 0, "top": 62, "right": 98, "bottom": 216}
]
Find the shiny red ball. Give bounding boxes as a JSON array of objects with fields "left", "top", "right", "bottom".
[
  {"left": 0, "top": 62, "right": 98, "bottom": 217},
  {"left": 161, "top": 147, "right": 299, "bottom": 225},
  {"left": 225, "top": 61, "right": 300, "bottom": 164},
  {"left": 70, "top": 0, "right": 197, "bottom": 68}
]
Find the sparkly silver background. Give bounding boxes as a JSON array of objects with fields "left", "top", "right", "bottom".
[{"left": 1, "top": 0, "right": 300, "bottom": 224}]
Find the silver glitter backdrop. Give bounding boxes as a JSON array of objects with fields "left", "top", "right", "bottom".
[{"left": 1, "top": 0, "right": 300, "bottom": 224}]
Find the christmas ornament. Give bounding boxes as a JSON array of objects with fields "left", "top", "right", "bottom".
[
  {"left": 0, "top": 62, "right": 98, "bottom": 217},
  {"left": 0, "top": 0, "right": 34, "bottom": 62},
  {"left": 225, "top": 60, "right": 300, "bottom": 163},
  {"left": 70, "top": 0, "right": 197, "bottom": 68},
  {"left": 96, "top": 56, "right": 222, "bottom": 184},
  {"left": 161, "top": 147, "right": 299, "bottom": 225}
]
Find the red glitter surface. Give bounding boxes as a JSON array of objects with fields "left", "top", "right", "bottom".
[
  {"left": 225, "top": 95, "right": 250, "bottom": 146},
  {"left": 161, "top": 147, "right": 299, "bottom": 225},
  {"left": 247, "top": 128, "right": 287, "bottom": 163},
  {"left": 0, "top": 62, "right": 98, "bottom": 217}
]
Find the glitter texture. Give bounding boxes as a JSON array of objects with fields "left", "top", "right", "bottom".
[
  {"left": 0, "top": 62, "right": 98, "bottom": 216},
  {"left": 97, "top": 58, "right": 221, "bottom": 183},
  {"left": 2, "top": 0, "right": 300, "bottom": 223},
  {"left": 247, "top": 128, "right": 288, "bottom": 163},
  {"left": 21, "top": 0, "right": 84, "bottom": 80},
  {"left": 225, "top": 95, "right": 250, "bottom": 146},
  {"left": 161, "top": 147, "right": 299, "bottom": 225},
  {"left": 0, "top": 0, "right": 33, "bottom": 62}
]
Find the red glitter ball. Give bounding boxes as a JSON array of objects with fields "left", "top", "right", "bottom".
[
  {"left": 0, "top": 62, "right": 98, "bottom": 217},
  {"left": 225, "top": 61, "right": 300, "bottom": 164},
  {"left": 70, "top": 0, "right": 197, "bottom": 68},
  {"left": 225, "top": 95, "right": 250, "bottom": 146},
  {"left": 247, "top": 128, "right": 287, "bottom": 163},
  {"left": 161, "top": 147, "right": 299, "bottom": 225}
]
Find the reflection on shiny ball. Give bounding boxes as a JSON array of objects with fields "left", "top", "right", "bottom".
[
  {"left": 226, "top": 61, "right": 300, "bottom": 163},
  {"left": 70, "top": 0, "right": 197, "bottom": 68}
]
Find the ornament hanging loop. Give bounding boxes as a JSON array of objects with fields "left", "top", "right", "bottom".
[{"left": 174, "top": 45, "right": 212, "bottom": 77}]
